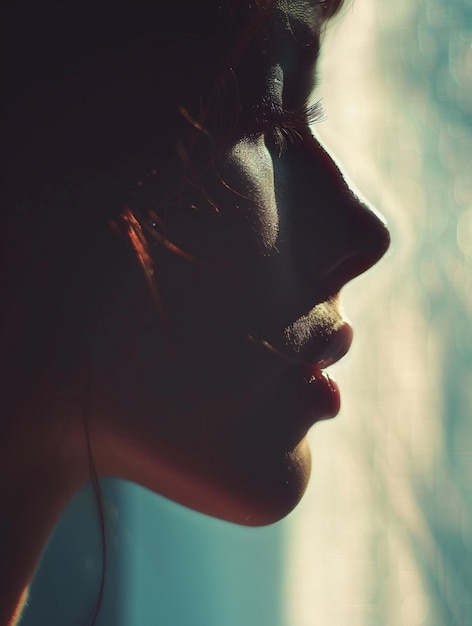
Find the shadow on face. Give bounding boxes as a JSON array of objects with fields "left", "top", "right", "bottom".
[{"left": 1, "top": 0, "right": 389, "bottom": 525}]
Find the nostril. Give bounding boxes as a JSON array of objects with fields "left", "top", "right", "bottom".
[
  {"left": 293, "top": 214, "right": 390, "bottom": 295},
  {"left": 307, "top": 207, "right": 391, "bottom": 292},
  {"left": 328, "top": 248, "right": 388, "bottom": 291},
  {"left": 330, "top": 212, "right": 391, "bottom": 285}
]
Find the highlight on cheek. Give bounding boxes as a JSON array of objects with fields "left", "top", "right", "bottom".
[{"left": 221, "top": 135, "right": 279, "bottom": 248}]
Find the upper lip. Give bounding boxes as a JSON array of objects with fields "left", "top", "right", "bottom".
[
  {"left": 308, "top": 322, "right": 353, "bottom": 369},
  {"left": 291, "top": 322, "right": 353, "bottom": 370},
  {"left": 246, "top": 319, "right": 353, "bottom": 371},
  {"left": 280, "top": 297, "right": 354, "bottom": 370}
]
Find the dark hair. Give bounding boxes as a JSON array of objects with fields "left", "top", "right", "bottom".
[
  {"left": 1, "top": 3, "right": 277, "bottom": 624},
  {"left": 0, "top": 0, "right": 281, "bottom": 383},
  {"left": 2, "top": 1, "right": 350, "bottom": 621}
]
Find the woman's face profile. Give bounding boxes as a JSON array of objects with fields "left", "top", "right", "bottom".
[
  {"left": 79, "top": 0, "right": 390, "bottom": 526},
  {"left": 3, "top": 0, "right": 390, "bottom": 527}
]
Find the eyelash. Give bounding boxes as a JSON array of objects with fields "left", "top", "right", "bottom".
[{"left": 258, "top": 100, "right": 326, "bottom": 157}]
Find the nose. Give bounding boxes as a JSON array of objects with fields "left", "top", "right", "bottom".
[{"left": 277, "top": 136, "right": 390, "bottom": 294}]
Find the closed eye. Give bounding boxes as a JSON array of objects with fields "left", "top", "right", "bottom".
[{"left": 257, "top": 100, "right": 326, "bottom": 157}]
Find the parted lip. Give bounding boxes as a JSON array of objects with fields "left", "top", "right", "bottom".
[{"left": 269, "top": 322, "right": 352, "bottom": 446}]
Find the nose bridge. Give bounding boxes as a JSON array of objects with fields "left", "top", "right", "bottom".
[{"left": 280, "top": 137, "right": 390, "bottom": 291}]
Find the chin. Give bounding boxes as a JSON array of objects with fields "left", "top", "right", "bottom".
[
  {"left": 233, "top": 437, "right": 312, "bottom": 526},
  {"left": 191, "top": 437, "right": 313, "bottom": 527},
  {"left": 108, "top": 425, "right": 312, "bottom": 527}
]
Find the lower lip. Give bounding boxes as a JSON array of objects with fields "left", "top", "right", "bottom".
[
  {"left": 303, "top": 368, "right": 341, "bottom": 420},
  {"left": 282, "top": 367, "right": 341, "bottom": 446}
]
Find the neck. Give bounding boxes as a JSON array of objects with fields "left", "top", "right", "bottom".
[
  {"left": 0, "top": 407, "right": 89, "bottom": 626},
  {"left": 0, "top": 460, "right": 84, "bottom": 626}
]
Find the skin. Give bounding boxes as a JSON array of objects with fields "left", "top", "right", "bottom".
[{"left": 0, "top": 1, "right": 390, "bottom": 623}]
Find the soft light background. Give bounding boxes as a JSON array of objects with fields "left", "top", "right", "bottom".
[
  {"left": 21, "top": 0, "right": 472, "bottom": 624},
  {"left": 286, "top": 0, "right": 472, "bottom": 624}
]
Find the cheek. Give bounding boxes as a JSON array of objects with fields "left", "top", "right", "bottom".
[
  {"left": 95, "top": 137, "right": 312, "bottom": 525},
  {"left": 91, "top": 270, "right": 313, "bottom": 526},
  {"left": 149, "top": 136, "right": 279, "bottom": 278},
  {"left": 221, "top": 136, "right": 279, "bottom": 251}
]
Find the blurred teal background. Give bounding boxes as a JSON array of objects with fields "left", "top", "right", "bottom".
[
  {"left": 21, "top": 1, "right": 472, "bottom": 624},
  {"left": 21, "top": 480, "right": 284, "bottom": 626}
]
